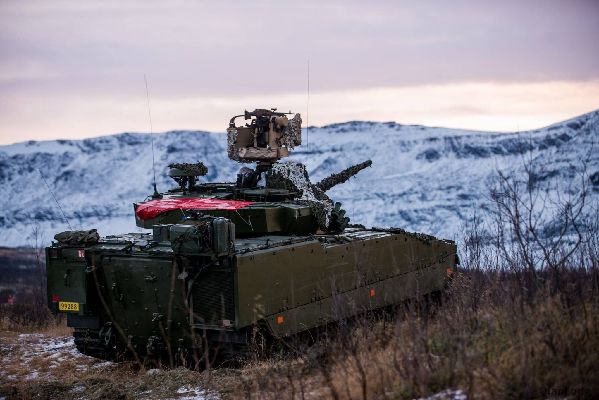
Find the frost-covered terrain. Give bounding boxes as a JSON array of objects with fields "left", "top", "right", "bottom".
[
  {"left": 0, "top": 110, "right": 597, "bottom": 247},
  {"left": 0, "top": 332, "right": 220, "bottom": 399}
]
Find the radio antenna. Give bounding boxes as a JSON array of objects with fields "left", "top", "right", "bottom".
[
  {"left": 144, "top": 74, "right": 161, "bottom": 198},
  {"left": 306, "top": 58, "right": 310, "bottom": 149},
  {"left": 38, "top": 169, "right": 73, "bottom": 231}
]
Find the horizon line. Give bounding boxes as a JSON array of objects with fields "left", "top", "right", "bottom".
[{"left": 2, "top": 107, "right": 597, "bottom": 148}]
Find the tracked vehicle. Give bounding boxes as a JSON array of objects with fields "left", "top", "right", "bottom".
[{"left": 46, "top": 109, "right": 457, "bottom": 364}]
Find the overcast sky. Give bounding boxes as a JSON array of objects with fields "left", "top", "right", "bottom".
[{"left": 0, "top": 0, "right": 598, "bottom": 144}]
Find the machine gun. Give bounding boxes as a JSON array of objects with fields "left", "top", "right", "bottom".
[{"left": 228, "top": 108, "right": 292, "bottom": 128}]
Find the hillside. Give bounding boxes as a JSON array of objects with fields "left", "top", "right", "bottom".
[{"left": 0, "top": 110, "right": 597, "bottom": 247}]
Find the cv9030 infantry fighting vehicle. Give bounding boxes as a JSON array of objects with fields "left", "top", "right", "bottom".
[{"left": 46, "top": 109, "right": 458, "bottom": 365}]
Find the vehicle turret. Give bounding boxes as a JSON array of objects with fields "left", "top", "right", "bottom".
[{"left": 133, "top": 109, "right": 371, "bottom": 236}]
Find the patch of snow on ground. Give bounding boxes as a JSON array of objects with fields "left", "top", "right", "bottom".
[
  {"left": 70, "top": 384, "right": 85, "bottom": 394},
  {"left": 172, "top": 385, "right": 220, "bottom": 400},
  {"left": 25, "top": 371, "right": 39, "bottom": 380},
  {"left": 417, "top": 389, "right": 468, "bottom": 400},
  {"left": 0, "top": 332, "right": 219, "bottom": 399},
  {"left": 0, "top": 333, "right": 115, "bottom": 383}
]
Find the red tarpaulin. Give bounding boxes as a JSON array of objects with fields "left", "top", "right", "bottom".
[{"left": 135, "top": 197, "right": 253, "bottom": 220}]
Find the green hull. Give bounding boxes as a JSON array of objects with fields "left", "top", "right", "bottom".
[{"left": 46, "top": 227, "right": 456, "bottom": 362}]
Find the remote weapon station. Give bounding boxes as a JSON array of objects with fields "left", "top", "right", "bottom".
[{"left": 46, "top": 109, "right": 458, "bottom": 365}]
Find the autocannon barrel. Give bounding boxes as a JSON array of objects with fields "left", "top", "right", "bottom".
[{"left": 315, "top": 160, "right": 372, "bottom": 192}]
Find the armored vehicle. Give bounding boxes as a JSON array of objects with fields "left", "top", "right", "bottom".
[{"left": 46, "top": 109, "right": 457, "bottom": 366}]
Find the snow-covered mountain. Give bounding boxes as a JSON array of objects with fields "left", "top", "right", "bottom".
[{"left": 1, "top": 110, "right": 597, "bottom": 247}]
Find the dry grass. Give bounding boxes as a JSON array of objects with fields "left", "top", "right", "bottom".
[
  {"left": 229, "top": 267, "right": 599, "bottom": 400},
  {"left": 0, "top": 304, "right": 65, "bottom": 333},
  {"left": 1, "top": 270, "right": 598, "bottom": 399},
  {"left": 0, "top": 329, "right": 237, "bottom": 399},
  {"left": 2, "top": 264, "right": 598, "bottom": 399}
]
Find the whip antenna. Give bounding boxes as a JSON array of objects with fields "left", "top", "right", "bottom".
[
  {"left": 144, "top": 74, "right": 161, "bottom": 198},
  {"left": 38, "top": 169, "right": 73, "bottom": 231},
  {"left": 306, "top": 58, "right": 310, "bottom": 149}
]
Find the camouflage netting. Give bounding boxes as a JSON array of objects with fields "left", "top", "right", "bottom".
[
  {"left": 267, "top": 162, "right": 334, "bottom": 230},
  {"left": 167, "top": 162, "right": 208, "bottom": 176},
  {"left": 266, "top": 161, "right": 307, "bottom": 194},
  {"left": 227, "top": 128, "right": 242, "bottom": 162},
  {"left": 281, "top": 113, "right": 302, "bottom": 148},
  {"left": 54, "top": 229, "right": 99, "bottom": 245}
]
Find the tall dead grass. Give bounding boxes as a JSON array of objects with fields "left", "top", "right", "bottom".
[
  {"left": 0, "top": 226, "right": 69, "bottom": 336},
  {"left": 232, "top": 266, "right": 599, "bottom": 400},
  {"left": 0, "top": 303, "right": 71, "bottom": 338}
]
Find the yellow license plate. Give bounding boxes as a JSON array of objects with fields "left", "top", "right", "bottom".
[{"left": 58, "top": 301, "right": 80, "bottom": 312}]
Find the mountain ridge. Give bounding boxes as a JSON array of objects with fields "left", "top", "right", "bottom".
[{"left": 1, "top": 109, "right": 597, "bottom": 247}]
